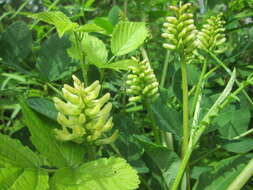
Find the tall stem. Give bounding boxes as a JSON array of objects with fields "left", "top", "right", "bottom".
[
  {"left": 181, "top": 62, "right": 189, "bottom": 157},
  {"left": 171, "top": 146, "right": 192, "bottom": 190},
  {"left": 227, "top": 158, "right": 253, "bottom": 190},
  {"left": 160, "top": 51, "right": 170, "bottom": 88},
  {"left": 190, "top": 60, "right": 207, "bottom": 118}
]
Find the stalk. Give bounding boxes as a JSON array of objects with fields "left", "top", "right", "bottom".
[
  {"left": 190, "top": 60, "right": 207, "bottom": 118},
  {"left": 227, "top": 158, "right": 253, "bottom": 190},
  {"left": 181, "top": 62, "right": 189, "bottom": 157},
  {"left": 160, "top": 51, "right": 170, "bottom": 88}
]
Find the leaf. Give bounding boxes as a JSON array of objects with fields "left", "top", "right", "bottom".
[
  {"left": 50, "top": 157, "right": 140, "bottom": 190},
  {"left": 0, "top": 168, "right": 49, "bottom": 190},
  {"left": 111, "top": 22, "right": 148, "bottom": 56},
  {"left": 151, "top": 98, "right": 182, "bottom": 140},
  {"left": 29, "top": 11, "right": 78, "bottom": 37},
  {"left": 0, "top": 134, "right": 40, "bottom": 168},
  {"left": 99, "top": 59, "right": 138, "bottom": 70},
  {"left": 75, "top": 23, "right": 105, "bottom": 33},
  {"left": 37, "top": 34, "right": 76, "bottom": 82},
  {"left": 0, "top": 21, "right": 32, "bottom": 69},
  {"left": 27, "top": 97, "right": 58, "bottom": 121},
  {"left": 20, "top": 99, "right": 85, "bottom": 168},
  {"left": 220, "top": 138, "right": 253, "bottom": 153},
  {"left": 108, "top": 5, "right": 121, "bottom": 25},
  {"left": 68, "top": 33, "right": 108, "bottom": 67},
  {"left": 135, "top": 135, "right": 181, "bottom": 188},
  {"left": 94, "top": 17, "right": 114, "bottom": 34},
  {"left": 82, "top": 33, "right": 108, "bottom": 66},
  {"left": 193, "top": 154, "right": 253, "bottom": 190}
]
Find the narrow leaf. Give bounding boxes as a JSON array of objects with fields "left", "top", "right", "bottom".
[{"left": 99, "top": 59, "right": 138, "bottom": 70}]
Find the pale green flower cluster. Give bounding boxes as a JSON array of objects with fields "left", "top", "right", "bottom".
[
  {"left": 126, "top": 58, "right": 159, "bottom": 103},
  {"left": 198, "top": 14, "right": 226, "bottom": 54},
  {"left": 53, "top": 75, "right": 117, "bottom": 145},
  {"left": 161, "top": 3, "right": 198, "bottom": 63}
]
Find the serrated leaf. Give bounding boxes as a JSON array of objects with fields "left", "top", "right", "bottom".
[
  {"left": 111, "top": 22, "right": 148, "bottom": 56},
  {"left": 193, "top": 154, "right": 253, "bottom": 190},
  {"left": 50, "top": 157, "right": 140, "bottom": 190},
  {"left": 29, "top": 11, "right": 78, "bottom": 37},
  {"left": 0, "top": 168, "right": 48, "bottom": 190},
  {"left": 75, "top": 23, "right": 105, "bottom": 33},
  {"left": 99, "top": 59, "right": 138, "bottom": 70},
  {"left": 20, "top": 99, "right": 85, "bottom": 168},
  {"left": 0, "top": 134, "right": 40, "bottom": 168},
  {"left": 27, "top": 97, "right": 57, "bottom": 120}
]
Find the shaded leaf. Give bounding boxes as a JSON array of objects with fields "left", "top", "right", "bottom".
[
  {"left": 27, "top": 97, "right": 57, "bottom": 121},
  {"left": 20, "top": 99, "right": 85, "bottom": 168},
  {"left": 99, "top": 59, "right": 138, "bottom": 70},
  {"left": 220, "top": 138, "right": 253, "bottom": 153},
  {"left": 75, "top": 23, "right": 105, "bottom": 33},
  {"left": 94, "top": 17, "right": 114, "bottom": 34},
  {"left": 37, "top": 34, "right": 75, "bottom": 82},
  {"left": 193, "top": 154, "right": 253, "bottom": 190}
]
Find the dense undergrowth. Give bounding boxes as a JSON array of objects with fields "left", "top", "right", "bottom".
[{"left": 0, "top": 0, "right": 253, "bottom": 190}]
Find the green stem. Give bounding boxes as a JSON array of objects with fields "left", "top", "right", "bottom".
[
  {"left": 74, "top": 32, "right": 88, "bottom": 85},
  {"left": 227, "top": 158, "right": 253, "bottom": 190},
  {"left": 171, "top": 146, "right": 192, "bottom": 190},
  {"left": 46, "top": 83, "right": 63, "bottom": 97},
  {"left": 190, "top": 60, "right": 207, "bottom": 118},
  {"left": 181, "top": 62, "right": 189, "bottom": 157},
  {"left": 160, "top": 51, "right": 170, "bottom": 88},
  {"left": 87, "top": 144, "right": 96, "bottom": 161},
  {"left": 233, "top": 128, "right": 253, "bottom": 140}
]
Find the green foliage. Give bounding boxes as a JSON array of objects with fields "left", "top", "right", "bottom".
[
  {"left": 50, "top": 157, "right": 140, "bottom": 190},
  {"left": 111, "top": 22, "right": 148, "bottom": 56}
]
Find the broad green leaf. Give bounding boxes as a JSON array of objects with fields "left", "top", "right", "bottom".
[
  {"left": 99, "top": 59, "right": 138, "bottom": 70},
  {"left": 151, "top": 98, "right": 182, "bottom": 140},
  {"left": 68, "top": 33, "right": 108, "bottom": 67},
  {"left": 135, "top": 135, "right": 180, "bottom": 189},
  {"left": 111, "top": 22, "right": 148, "bottom": 56},
  {"left": 75, "top": 23, "right": 105, "bottom": 33},
  {"left": 27, "top": 97, "right": 57, "bottom": 120},
  {"left": 50, "top": 157, "right": 140, "bottom": 190},
  {"left": 20, "top": 99, "right": 85, "bottom": 168},
  {"left": 82, "top": 33, "right": 108, "bottom": 66},
  {"left": 94, "top": 17, "right": 114, "bottom": 34},
  {"left": 193, "top": 154, "right": 253, "bottom": 190},
  {"left": 0, "top": 21, "right": 32, "bottom": 71},
  {"left": 29, "top": 11, "right": 78, "bottom": 37},
  {"left": 0, "top": 168, "right": 48, "bottom": 190},
  {"left": 0, "top": 134, "right": 40, "bottom": 168},
  {"left": 37, "top": 34, "right": 76, "bottom": 82}
]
